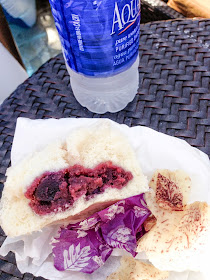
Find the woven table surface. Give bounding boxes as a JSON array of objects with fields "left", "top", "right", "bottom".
[{"left": 0, "top": 19, "right": 210, "bottom": 280}]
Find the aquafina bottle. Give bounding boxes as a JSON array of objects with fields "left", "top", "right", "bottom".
[{"left": 49, "top": 0, "right": 140, "bottom": 113}]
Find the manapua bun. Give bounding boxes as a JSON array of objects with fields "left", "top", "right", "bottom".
[{"left": 0, "top": 121, "right": 149, "bottom": 237}]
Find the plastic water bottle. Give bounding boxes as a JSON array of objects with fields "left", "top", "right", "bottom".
[
  {"left": 0, "top": 0, "right": 36, "bottom": 28},
  {"left": 49, "top": 0, "right": 140, "bottom": 114}
]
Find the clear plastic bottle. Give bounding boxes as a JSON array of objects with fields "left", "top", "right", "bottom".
[
  {"left": 49, "top": 0, "right": 140, "bottom": 114},
  {"left": 66, "top": 56, "right": 139, "bottom": 114}
]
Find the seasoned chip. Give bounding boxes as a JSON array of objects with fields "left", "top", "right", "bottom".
[
  {"left": 107, "top": 256, "right": 169, "bottom": 280},
  {"left": 106, "top": 256, "right": 136, "bottom": 280},
  {"left": 137, "top": 185, "right": 210, "bottom": 272},
  {"left": 149, "top": 170, "right": 191, "bottom": 211}
]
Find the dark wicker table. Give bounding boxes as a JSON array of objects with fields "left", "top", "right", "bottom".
[{"left": 0, "top": 19, "right": 210, "bottom": 280}]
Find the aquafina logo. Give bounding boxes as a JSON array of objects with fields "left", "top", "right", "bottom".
[{"left": 111, "top": 0, "right": 140, "bottom": 35}]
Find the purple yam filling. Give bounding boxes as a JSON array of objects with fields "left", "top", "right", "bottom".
[{"left": 25, "top": 161, "right": 133, "bottom": 215}]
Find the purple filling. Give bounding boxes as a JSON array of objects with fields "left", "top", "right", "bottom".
[
  {"left": 25, "top": 161, "right": 133, "bottom": 216},
  {"left": 34, "top": 173, "right": 65, "bottom": 202}
]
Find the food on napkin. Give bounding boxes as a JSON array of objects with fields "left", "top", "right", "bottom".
[
  {"left": 137, "top": 170, "right": 210, "bottom": 272},
  {"left": 52, "top": 194, "right": 151, "bottom": 274},
  {"left": 107, "top": 256, "right": 169, "bottom": 280},
  {"left": 0, "top": 121, "right": 148, "bottom": 237}
]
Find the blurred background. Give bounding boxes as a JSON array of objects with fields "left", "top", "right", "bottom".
[{"left": 2, "top": 0, "right": 61, "bottom": 77}]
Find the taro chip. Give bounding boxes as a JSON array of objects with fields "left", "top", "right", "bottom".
[{"left": 52, "top": 194, "right": 151, "bottom": 274}]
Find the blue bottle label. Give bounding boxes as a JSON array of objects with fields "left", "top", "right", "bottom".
[{"left": 49, "top": 0, "right": 140, "bottom": 77}]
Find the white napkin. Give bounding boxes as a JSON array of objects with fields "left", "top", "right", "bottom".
[{"left": 0, "top": 117, "right": 209, "bottom": 280}]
